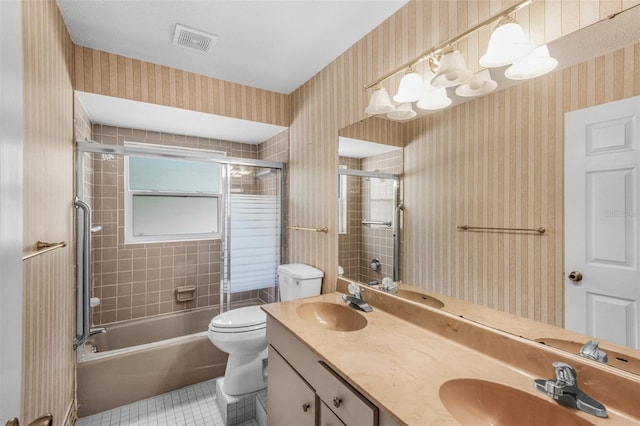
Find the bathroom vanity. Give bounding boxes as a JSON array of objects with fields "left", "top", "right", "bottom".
[{"left": 262, "top": 289, "right": 640, "bottom": 425}]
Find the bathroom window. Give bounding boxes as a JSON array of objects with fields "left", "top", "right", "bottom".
[{"left": 125, "top": 155, "right": 222, "bottom": 243}]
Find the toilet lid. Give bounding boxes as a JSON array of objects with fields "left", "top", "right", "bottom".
[{"left": 209, "top": 305, "right": 266, "bottom": 331}]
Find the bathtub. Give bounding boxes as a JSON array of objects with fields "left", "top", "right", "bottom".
[{"left": 77, "top": 304, "right": 258, "bottom": 417}]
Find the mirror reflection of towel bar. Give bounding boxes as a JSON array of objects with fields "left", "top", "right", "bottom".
[
  {"left": 288, "top": 225, "right": 328, "bottom": 233},
  {"left": 362, "top": 220, "right": 392, "bottom": 227}
]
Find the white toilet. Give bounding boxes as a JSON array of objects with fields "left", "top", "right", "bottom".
[{"left": 208, "top": 263, "right": 324, "bottom": 395}]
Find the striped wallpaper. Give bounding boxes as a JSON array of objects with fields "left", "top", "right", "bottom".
[
  {"left": 74, "top": 46, "right": 291, "bottom": 127},
  {"left": 287, "top": 0, "right": 640, "bottom": 324},
  {"left": 22, "top": 0, "right": 75, "bottom": 425}
]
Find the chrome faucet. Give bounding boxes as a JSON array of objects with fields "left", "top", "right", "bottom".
[
  {"left": 579, "top": 340, "right": 608, "bottom": 363},
  {"left": 342, "top": 281, "right": 373, "bottom": 312},
  {"left": 380, "top": 277, "right": 398, "bottom": 294},
  {"left": 533, "top": 362, "right": 608, "bottom": 418}
]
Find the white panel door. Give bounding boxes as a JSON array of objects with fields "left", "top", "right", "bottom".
[{"left": 565, "top": 96, "right": 640, "bottom": 349}]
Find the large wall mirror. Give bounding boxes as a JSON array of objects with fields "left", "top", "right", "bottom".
[{"left": 338, "top": 8, "right": 640, "bottom": 377}]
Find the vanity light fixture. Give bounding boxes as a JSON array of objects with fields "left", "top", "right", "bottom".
[
  {"left": 393, "top": 66, "right": 424, "bottom": 103},
  {"left": 387, "top": 103, "right": 417, "bottom": 120},
  {"left": 479, "top": 15, "right": 532, "bottom": 68},
  {"left": 417, "top": 70, "right": 452, "bottom": 110},
  {"left": 417, "top": 87, "right": 451, "bottom": 110},
  {"left": 365, "top": 84, "right": 395, "bottom": 114},
  {"left": 504, "top": 44, "right": 558, "bottom": 80},
  {"left": 431, "top": 48, "right": 473, "bottom": 88},
  {"left": 362, "top": 0, "right": 555, "bottom": 118},
  {"left": 455, "top": 69, "right": 498, "bottom": 98}
]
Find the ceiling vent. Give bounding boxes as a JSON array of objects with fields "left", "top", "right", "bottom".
[{"left": 172, "top": 24, "right": 217, "bottom": 53}]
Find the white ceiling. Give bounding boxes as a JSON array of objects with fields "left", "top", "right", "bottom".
[
  {"left": 57, "top": 0, "right": 408, "bottom": 95},
  {"left": 338, "top": 136, "right": 401, "bottom": 159}
]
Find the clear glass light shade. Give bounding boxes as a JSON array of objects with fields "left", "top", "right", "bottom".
[
  {"left": 431, "top": 51, "right": 473, "bottom": 88},
  {"left": 455, "top": 69, "right": 498, "bottom": 97},
  {"left": 364, "top": 86, "right": 395, "bottom": 115},
  {"left": 387, "top": 103, "right": 417, "bottom": 120},
  {"left": 416, "top": 87, "right": 452, "bottom": 110},
  {"left": 479, "top": 21, "right": 532, "bottom": 68},
  {"left": 504, "top": 45, "right": 558, "bottom": 80},
  {"left": 393, "top": 70, "right": 424, "bottom": 103}
]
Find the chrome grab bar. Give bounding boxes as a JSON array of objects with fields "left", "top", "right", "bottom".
[
  {"left": 73, "top": 197, "right": 91, "bottom": 350},
  {"left": 393, "top": 202, "right": 404, "bottom": 282}
]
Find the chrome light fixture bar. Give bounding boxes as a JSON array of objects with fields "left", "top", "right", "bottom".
[{"left": 363, "top": 0, "right": 534, "bottom": 93}]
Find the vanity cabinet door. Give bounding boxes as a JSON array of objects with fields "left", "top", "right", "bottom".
[
  {"left": 267, "top": 345, "right": 316, "bottom": 426},
  {"left": 315, "top": 361, "right": 378, "bottom": 426},
  {"left": 319, "top": 401, "right": 346, "bottom": 426}
]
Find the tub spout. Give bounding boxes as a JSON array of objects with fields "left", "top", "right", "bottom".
[{"left": 89, "top": 327, "right": 106, "bottom": 337}]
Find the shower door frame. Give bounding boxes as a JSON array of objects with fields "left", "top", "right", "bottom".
[
  {"left": 338, "top": 168, "right": 402, "bottom": 282},
  {"left": 75, "top": 141, "right": 285, "bottom": 353}
]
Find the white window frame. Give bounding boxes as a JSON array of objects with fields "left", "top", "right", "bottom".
[{"left": 124, "top": 146, "right": 224, "bottom": 244}]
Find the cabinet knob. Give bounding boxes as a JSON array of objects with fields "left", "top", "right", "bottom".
[
  {"left": 333, "top": 397, "right": 342, "bottom": 408},
  {"left": 302, "top": 403, "right": 311, "bottom": 412}
]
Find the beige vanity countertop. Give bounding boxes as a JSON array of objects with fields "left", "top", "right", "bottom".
[{"left": 262, "top": 292, "right": 635, "bottom": 426}]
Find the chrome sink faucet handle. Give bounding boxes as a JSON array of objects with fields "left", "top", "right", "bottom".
[
  {"left": 579, "top": 340, "right": 608, "bottom": 363},
  {"left": 347, "top": 281, "right": 362, "bottom": 300},
  {"left": 553, "top": 361, "right": 576, "bottom": 386},
  {"left": 533, "top": 361, "right": 608, "bottom": 418}
]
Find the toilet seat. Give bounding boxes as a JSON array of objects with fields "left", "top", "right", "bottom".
[{"left": 209, "top": 305, "right": 266, "bottom": 333}]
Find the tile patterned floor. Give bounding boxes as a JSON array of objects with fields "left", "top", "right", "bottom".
[{"left": 76, "top": 380, "right": 259, "bottom": 426}]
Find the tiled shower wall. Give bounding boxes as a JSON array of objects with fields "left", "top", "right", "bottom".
[
  {"left": 89, "top": 125, "right": 286, "bottom": 326},
  {"left": 338, "top": 157, "right": 361, "bottom": 280}
]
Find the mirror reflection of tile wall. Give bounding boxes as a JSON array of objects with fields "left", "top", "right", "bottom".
[{"left": 339, "top": 149, "right": 403, "bottom": 284}]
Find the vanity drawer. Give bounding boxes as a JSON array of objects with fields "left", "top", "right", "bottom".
[{"left": 315, "top": 361, "right": 378, "bottom": 426}]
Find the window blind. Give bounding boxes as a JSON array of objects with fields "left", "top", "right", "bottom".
[{"left": 229, "top": 194, "right": 280, "bottom": 293}]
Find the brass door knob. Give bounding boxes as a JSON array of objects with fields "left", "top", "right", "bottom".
[
  {"left": 568, "top": 271, "right": 583, "bottom": 282},
  {"left": 302, "top": 403, "right": 311, "bottom": 412},
  {"left": 333, "top": 397, "right": 342, "bottom": 408}
]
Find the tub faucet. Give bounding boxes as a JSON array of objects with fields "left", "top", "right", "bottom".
[
  {"left": 88, "top": 327, "right": 106, "bottom": 337},
  {"left": 579, "top": 340, "right": 608, "bottom": 363},
  {"left": 533, "top": 361, "right": 608, "bottom": 418}
]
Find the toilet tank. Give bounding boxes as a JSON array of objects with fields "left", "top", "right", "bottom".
[{"left": 277, "top": 264, "right": 324, "bottom": 301}]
